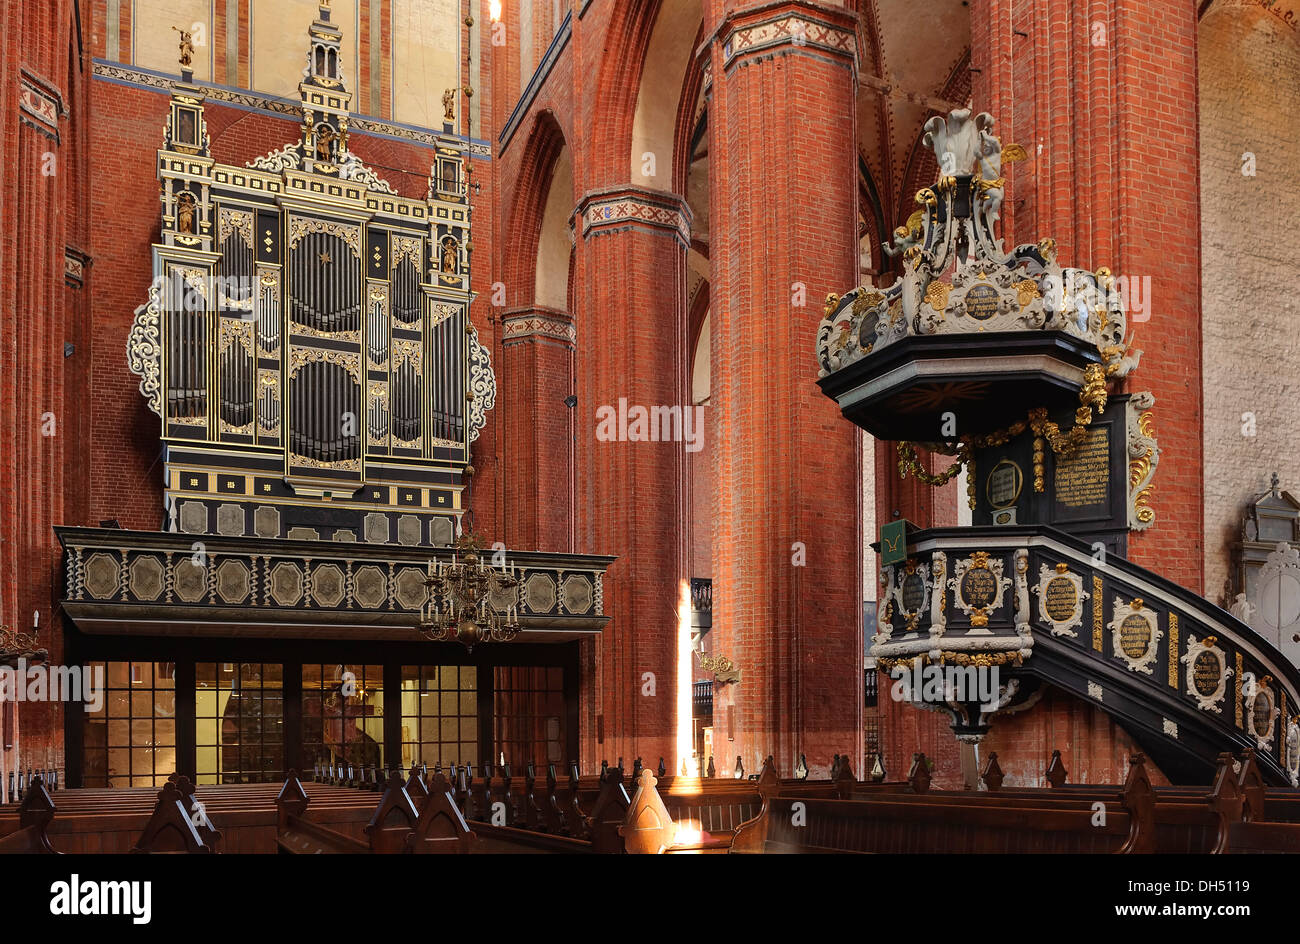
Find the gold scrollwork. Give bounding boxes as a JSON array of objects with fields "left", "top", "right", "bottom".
[
  {"left": 393, "top": 339, "right": 422, "bottom": 366},
  {"left": 392, "top": 236, "right": 422, "bottom": 268},
  {"left": 288, "top": 347, "right": 361, "bottom": 381},
  {"left": 219, "top": 318, "right": 254, "bottom": 356},
  {"left": 218, "top": 208, "right": 254, "bottom": 246},
  {"left": 1130, "top": 405, "right": 1157, "bottom": 526},
  {"left": 289, "top": 453, "right": 361, "bottom": 471},
  {"left": 430, "top": 303, "right": 459, "bottom": 327},
  {"left": 939, "top": 651, "right": 1023, "bottom": 667},
  {"left": 287, "top": 217, "right": 361, "bottom": 255}
]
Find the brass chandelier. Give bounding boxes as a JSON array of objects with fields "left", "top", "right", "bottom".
[{"left": 418, "top": 531, "right": 521, "bottom": 650}]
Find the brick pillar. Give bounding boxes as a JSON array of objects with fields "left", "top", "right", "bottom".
[
  {"left": 706, "top": 0, "right": 862, "bottom": 780},
  {"left": 971, "top": 0, "right": 1203, "bottom": 593},
  {"left": 572, "top": 185, "right": 690, "bottom": 772},
  {"left": 2, "top": 3, "right": 87, "bottom": 797},
  {"left": 501, "top": 306, "right": 575, "bottom": 551},
  {"left": 873, "top": 445, "right": 966, "bottom": 786}
]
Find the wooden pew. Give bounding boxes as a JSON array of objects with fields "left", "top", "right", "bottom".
[
  {"left": 132, "top": 780, "right": 216, "bottom": 854},
  {"left": 275, "top": 771, "right": 373, "bottom": 854},
  {"left": 0, "top": 776, "right": 58, "bottom": 854},
  {"left": 974, "top": 750, "right": 1240, "bottom": 854},
  {"left": 1224, "top": 820, "right": 1300, "bottom": 852},
  {"left": 730, "top": 753, "right": 1156, "bottom": 854},
  {"left": 405, "top": 772, "right": 476, "bottom": 854},
  {"left": 362, "top": 772, "right": 421, "bottom": 853}
]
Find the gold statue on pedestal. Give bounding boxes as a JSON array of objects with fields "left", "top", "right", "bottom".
[
  {"left": 442, "top": 88, "right": 456, "bottom": 122},
  {"left": 172, "top": 26, "right": 194, "bottom": 69}
]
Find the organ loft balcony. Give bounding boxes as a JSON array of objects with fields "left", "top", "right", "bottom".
[{"left": 815, "top": 109, "right": 1141, "bottom": 444}]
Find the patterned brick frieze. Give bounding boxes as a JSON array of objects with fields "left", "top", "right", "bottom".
[
  {"left": 577, "top": 186, "right": 691, "bottom": 247},
  {"left": 502, "top": 308, "right": 576, "bottom": 345}
]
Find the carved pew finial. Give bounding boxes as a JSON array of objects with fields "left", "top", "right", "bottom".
[
  {"left": 1045, "top": 749, "right": 1068, "bottom": 787},
  {"left": 1206, "top": 752, "right": 1243, "bottom": 853},
  {"left": 405, "top": 771, "right": 476, "bottom": 854},
  {"left": 406, "top": 763, "right": 430, "bottom": 809},
  {"left": 364, "top": 771, "right": 420, "bottom": 854},
  {"left": 906, "top": 752, "right": 930, "bottom": 794},
  {"left": 588, "top": 762, "right": 631, "bottom": 853},
  {"left": 834, "top": 755, "right": 857, "bottom": 799},
  {"left": 869, "top": 753, "right": 887, "bottom": 783},
  {"left": 619, "top": 769, "right": 677, "bottom": 854},
  {"left": 132, "top": 780, "right": 213, "bottom": 854},
  {"left": 981, "top": 752, "right": 1004, "bottom": 791},
  {"left": 0, "top": 775, "right": 60, "bottom": 853},
  {"left": 1236, "top": 749, "right": 1266, "bottom": 822},
  {"left": 1117, "top": 753, "right": 1156, "bottom": 854},
  {"left": 276, "top": 770, "right": 310, "bottom": 829}
]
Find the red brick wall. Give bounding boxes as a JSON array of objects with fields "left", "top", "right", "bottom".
[
  {"left": 982, "top": 687, "right": 1171, "bottom": 787},
  {"left": 0, "top": 0, "right": 94, "bottom": 791},
  {"left": 706, "top": 0, "right": 864, "bottom": 779}
]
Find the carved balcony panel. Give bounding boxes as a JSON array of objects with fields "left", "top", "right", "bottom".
[{"left": 871, "top": 525, "right": 1300, "bottom": 785}]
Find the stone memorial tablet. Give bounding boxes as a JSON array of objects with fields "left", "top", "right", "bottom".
[
  {"left": 961, "top": 566, "right": 998, "bottom": 610},
  {"left": 1120, "top": 613, "right": 1151, "bottom": 659},
  {"left": 1045, "top": 576, "right": 1078, "bottom": 623},
  {"left": 1109, "top": 598, "right": 1162, "bottom": 674},
  {"left": 901, "top": 572, "right": 926, "bottom": 612},
  {"left": 964, "top": 283, "right": 999, "bottom": 321},
  {"left": 986, "top": 459, "right": 1022, "bottom": 509},
  {"left": 1054, "top": 426, "right": 1110, "bottom": 511},
  {"left": 1193, "top": 651, "right": 1221, "bottom": 697}
]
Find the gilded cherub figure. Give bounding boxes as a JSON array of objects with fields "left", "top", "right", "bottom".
[
  {"left": 315, "top": 125, "right": 336, "bottom": 162},
  {"left": 172, "top": 27, "right": 195, "bottom": 69}
]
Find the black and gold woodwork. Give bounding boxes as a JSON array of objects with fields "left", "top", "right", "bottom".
[{"left": 128, "top": 2, "right": 488, "bottom": 547}]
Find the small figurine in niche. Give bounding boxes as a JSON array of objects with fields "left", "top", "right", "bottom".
[
  {"left": 315, "top": 125, "right": 336, "bottom": 163},
  {"left": 176, "top": 192, "right": 196, "bottom": 234},
  {"left": 442, "top": 88, "right": 457, "bottom": 123},
  {"left": 172, "top": 26, "right": 195, "bottom": 69},
  {"left": 441, "top": 236, "right": 458, "bottom": 274},
  {"left": 178, "top": 109, "right": 197, "bottom": 145}
]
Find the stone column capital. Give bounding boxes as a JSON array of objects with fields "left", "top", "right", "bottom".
[
  {"left": 575, "top": 185, "right": 692, "bottom": 248},
  {"left": 502, "top": 306, "right": 576, "bottom": 346},
  {"left": 710, "top": 0, "right": 859, "bottom": 75}
]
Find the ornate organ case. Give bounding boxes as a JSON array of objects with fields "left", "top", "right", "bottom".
[{"left": 128, "top": 6, "right": 492, "bottom": 547}]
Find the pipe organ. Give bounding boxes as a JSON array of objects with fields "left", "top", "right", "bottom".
[{"left": 128, "top": 2, "right": 492, "bottom": 547}]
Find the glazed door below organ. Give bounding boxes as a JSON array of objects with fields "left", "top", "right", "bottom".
[{"left": 72, "top": 647, "right": 577, "bottom": 789}]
